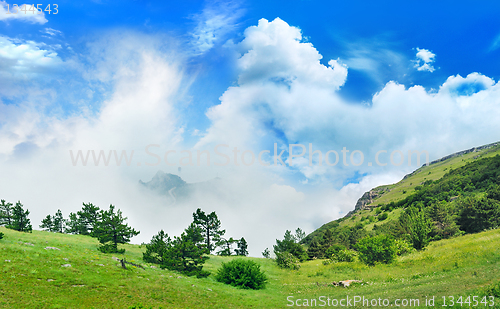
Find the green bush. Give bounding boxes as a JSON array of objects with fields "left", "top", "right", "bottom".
[
  {"left": 325, "top": 244, "right": 357, "bottom": 262},
  {"left": 355, "top": 235, "right": 396, "bottom": 266},
  {"left": 0, "top": 232, "right": 3, "bottom": 240},
  {"left": 393, "top": 239, "right": 414, "bottom": 256},
  {"left": 333, "top": 249, "right": 357, "bottom": 262},
  {"left": 378, "top": 212, "right": 388, "bottom": 221},
  {"left": 215, "top": 259, "right": 267, "bottom": 290},
  {"left": 275, "top": 252, "right": 300, "bottom": 270},
  {"left": 324, "top": 244, "right": 346, "bottom": 258}
]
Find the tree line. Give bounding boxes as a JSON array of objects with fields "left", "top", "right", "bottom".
[
  {"left": 40, "top": 203, "right": 139, "bottom": 253},
  {"left": 143, "top": 208, "right": 248, "bottom": 277}
]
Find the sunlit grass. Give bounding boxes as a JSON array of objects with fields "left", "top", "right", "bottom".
[{"left": 1, "top": 226, "right": 499, "bottom": 308}]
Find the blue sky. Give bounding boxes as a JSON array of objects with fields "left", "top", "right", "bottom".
[{"left": 2, "top": 0, "right": 500, "bottom": 254}]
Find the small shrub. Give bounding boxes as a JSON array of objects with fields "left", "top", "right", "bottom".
[
  {"left": 378, "top": 213, "right": 388, "bottom": 221},
  {"left": 355, "top": 235, "right": 396, "bottom": 266},
  {"left": 275, "top": 252, "right": 300, "bottom": 270},
  {"left": 215, "top": 259, "right": 267, "bottom": 290},
  {"left": 334, "top": 249, "right": 357, "bottom": 262},
  {"left": 0, "top": 232, "right": 4, "bottom": 240},
  {"left": 393, "top": 239, "right": 414, "bottom": 256},
  {"left": 324, "top": 244, "right": 346, "bottom": 258}
]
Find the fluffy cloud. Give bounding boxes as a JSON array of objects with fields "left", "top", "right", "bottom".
[
  {"left": 0, "top": 36, "right": 63, "bottom": 78},
  {"left": 414, "top": 47, "right": 436, "bottom": 72},
  {"left": 198, "top": 18, "right": 500, "bottom": 184},
  {"left": 190, "top": 0, "right": 244, "bottom": 55},
  {"left": 0, "top": 2, "right": 48, "bottom": 24}
]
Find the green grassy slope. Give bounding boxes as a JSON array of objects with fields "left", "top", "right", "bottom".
[
  {"left": 304, "top": 142, "right": 500, "bottom": 242},
  {"left": 1, "top": 226, "right": 500, "bottom": 308}
]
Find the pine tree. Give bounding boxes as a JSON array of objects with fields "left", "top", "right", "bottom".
[
  {"left": 216, "top": 237, "right": 236, "bottom": 256},
  {"left": 8, "top": 201, "right": 32, "bottom": 232},
  {"left": 307, "top": 239, "right": 323, "bottom": 259},
  {"left": 40, "top": 209, "right": 65, "bottom": 233},
  {"left": 78, "top": 203, "right": 101, "bottom": 235},
  {"left": 53, "top": 210, "right": 65, "bottom": 233},
  {"left": 0, "top": 200, "right": 13, "bottom": 226},
  {"left": 93, "top": 205, "right": 139, "bottom": 253},
  {"left": 295, "top": 228, "right": 306, "bottom": 243},
  {"left": 143, "top": 230, "right": 171, "bottom": 264},
  {"left": 274, "top": 230, "right": 308, "bottom": 262},
  {"left": 164, "top": 223, "right": 210, "bottom": 277},
  {"left": 192, "top": 208, "right": 225, "bottom": 253},
  {"left": 65, "top": 212, "right": 87, "bottom": 234},
  {"left": 320, "top": 229, "right": 334, "bottom": 251},
  {"left": 40, "top": 215, "right": 54, "bottom": 232},
  {"left": 262, "top": 248, "right": 270, "bottom": 259},
  {"left": 235, "top": 237, "right": 248, "bottom": 256}
]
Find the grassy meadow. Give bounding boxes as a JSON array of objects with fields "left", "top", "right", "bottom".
[{"left": 1, "top": 226, "right": 499, "bottom": 308}]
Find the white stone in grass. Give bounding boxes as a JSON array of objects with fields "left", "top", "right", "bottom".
[
  {"left": 45, "top": 247, "right": 60, "bottom": 250},
  {"left": 61, "top": 264, "right": 72, "bottom": 267},
  {"left": 5, "top": 260, "right": 11, "bottom": 262}
]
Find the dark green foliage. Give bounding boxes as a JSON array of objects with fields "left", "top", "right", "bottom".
[
  {"left": 217, "top": 237, "right": 237, "bottom": 256},
  {"left": 40, "top": 209, "right": 65, "bottom": 233},
  {"left": 65, "top": 212, "right": 87, "bottom": 235},
  {"left": 0, "top": 232, "right": 4, "bottom": 239},
  {"left": 40, "top": 215, "right": 53, "bottom": 231},
  {"left": 274, "top": 230, "right": 307, "bottom": 262},
  {"left": 8, "top": 201, "right": 32, "bottom": 232},
  {"left": 324, "top": 244, "right": 346, "bottom": 259},
  {"left": 65, "top": 203, "right": 101, "bottom": 235},
  {"left": 80, "top": 203, "right": 101, "bottom": 235},
  {"left": 320, "top": 229, "right": 334, "bottom": 251},
  {"left": 192, "top": 208, "right": 225, "bottom": 253},
  {"left": 0, "top": 200, "right": 13, "bottom": 226},
  {"left": 487, "top": 185, "right": 500, "bottom": 201},
  {"left": 295, "top": 228, "right": 306, "bottom": 242},
  {"left": 143, "top": 225, "right": 210, "bottom": 278},
  {"left": 457, "top": 196, "right": 500, "bottom": 233},
  {"left": 307, "top": 239, "right": 323, "bottom": 259},
  {"left": 215, "top": 259, "right": 267, "bottom": 290},
  {"left": 378, "top": 212, "right": 388, "bottom": 221},
  {"left": 262, "top": 248, "right": 270, "bottom": 258},
  {"left": 235, "top": 237, "right": 248, "bottom": 256},
  {"left": 275, "top": 252, "right": 300, "bottom": 270},
  {"left": 355, "top": 235, "right": 396, "bottom": 266},
  {"left": 163, "top": 223, "right": 210, "bottom": 278},
  {"left": 399, "top": 206, "right": 432, "bottom": 250},
  {"left": 426, "top": 201, "right": 461, "bottom": 240},
  {"left": 93, "top": 205, "right": 139, "bottom": 253},
  {"left": 143, "top": 230, "right": 171, "bottom": 264},
  {"left": 332, "top": 249, "right": 357, "bottom": 262}
]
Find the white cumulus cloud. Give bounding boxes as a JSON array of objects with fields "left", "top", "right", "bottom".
[
  {"left": 414, "top": 47, "right": 436, "bottom": 72},
  {"left": 0, "top": 36, "right": 63, "bottom": 78}
]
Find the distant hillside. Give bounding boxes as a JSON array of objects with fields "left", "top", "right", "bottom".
[
  {"left": 303, "top": 141, "right": 500, "bottom": 245},
  {"left": 139, "top": 171, "right": 223, "bottom": 203}
]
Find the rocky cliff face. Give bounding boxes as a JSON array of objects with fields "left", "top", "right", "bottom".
[{"left": 345, "top": 187, "right": 387, "bottom": 217}]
